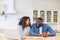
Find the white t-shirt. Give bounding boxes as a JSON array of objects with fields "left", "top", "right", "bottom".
[
  {"left": 39, "top": 27, "right": 42, "bottom": 34},
  {"left": 18, "top": 25, "right": 30, "bottom": 36}
]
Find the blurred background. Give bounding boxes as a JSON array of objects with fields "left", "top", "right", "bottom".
[{"left": 0, "top": 0, "right": 60, "bottom": 40}]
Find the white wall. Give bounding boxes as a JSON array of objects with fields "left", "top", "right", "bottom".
[
  {"left": 0, "top": 0, "right": 60, "bottom": 29},
  {"left": 15, "top": 0, "right": 60, "bottom": 30},
  {"left": 15, "top": 0, "right": 60, "bottom": 22}
]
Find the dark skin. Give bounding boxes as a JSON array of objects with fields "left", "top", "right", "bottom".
[{"left": 35, "top": 19, "right": 52, "bottom": 37}]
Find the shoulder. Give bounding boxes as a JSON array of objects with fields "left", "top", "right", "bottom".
[
  {"left": 42, "top": 23, "right": 49, "bottom": 26},
  {"left": 31, "top": 23, "right": 36, "bottom": 27},
  {"left": 18, "top": 25, "right": 22, "bottom": 29},
  {"left": 18, "top": 25, "right": 22, "bottom": 27},
  {"left": 42, "top": 23, "right": 50, "bottom": 28}
]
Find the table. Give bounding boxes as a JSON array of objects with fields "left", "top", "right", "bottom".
[
  {"left": 20, "top": 33, "right": 60, "bottom": 40},
  {"left": 0, "top": 33, "right": 7, "bottom": 40},
  {"left": 22, "top": 36, "right": 60, "bottom": 40},
  {"left": 0, "top": 33, "right": 60, "bottom": 40}
]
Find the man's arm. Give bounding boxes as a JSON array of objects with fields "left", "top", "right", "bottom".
[
  {"left": 30, "top": 24, "right": 36, "bottom": 36},
  {"left": 34, "top": 32, "right": 47, "bottom": 37},
  {"left": 41, "top": 32, "right": 53, "bottom": 37},
  {"left": 35, "top": 32, "right": 55, "bottom": 37},
  {"left": 39, "top": 24, "right": 56, "bottom": 37},
  {"left": 43, "top": 24, "right": 56, "bottom": 36},
  {"left": 48, "top": 25, "right": 56, "bottom": 36}
]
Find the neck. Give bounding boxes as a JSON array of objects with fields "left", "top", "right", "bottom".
[{"left": 37, "top": 23, "right": 42, "bottom": 28}]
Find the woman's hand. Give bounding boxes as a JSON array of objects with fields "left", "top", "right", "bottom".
[{"left": 26, "top": 32, "right": 30, "bottom": 36}]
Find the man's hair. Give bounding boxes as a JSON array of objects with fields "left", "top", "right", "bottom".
[{"left": 36, "top": 17, "right": 43, "bottom": 21}]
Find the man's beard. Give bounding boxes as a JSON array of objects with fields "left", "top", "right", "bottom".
[{"left": 37, "top": 24, "right": 42, "bottom": 28}]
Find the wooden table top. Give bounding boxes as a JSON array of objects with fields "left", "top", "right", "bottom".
[
  {"left": 0, "top": 33, "right": 60, "bottom": 40},
  {"left": 0, "top": 33, "right": 7, "bottom": 40},
  {"left": 21, "top": 36, "right": 60, "bottom": 40},
  {"left": 20, "top": 31, "right": 60, "bottom": 40}
]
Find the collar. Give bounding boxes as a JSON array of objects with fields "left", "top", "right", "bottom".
[{"left": 36, "top": 23, "right": 43, "bottom": 28}]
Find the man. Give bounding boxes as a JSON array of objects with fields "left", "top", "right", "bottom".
[{"left": 30, "top": 18, "right": 56, "bottom": 37}]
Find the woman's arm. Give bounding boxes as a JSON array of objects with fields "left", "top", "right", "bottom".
[{"left": 26, "top": 32, "right": 30, "bottom": 36}]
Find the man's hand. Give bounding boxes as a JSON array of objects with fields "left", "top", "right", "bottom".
[
  {"left": 35, "top": 32, "right": 47, "bottom": 37},
  {"left": 42, "top": 32, "right": 52, "bottom": 37},
  {"left": 42, "top": 32, "right": 47, "bottom": 37},
  {"left": 35, "top": 34, "right": 42, "bottom": 36}
]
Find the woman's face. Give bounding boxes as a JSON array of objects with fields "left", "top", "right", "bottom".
[{"left": 25, "top": 19, "right": 30, "bottom": 26}]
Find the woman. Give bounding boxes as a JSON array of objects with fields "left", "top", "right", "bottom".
[{"left": 18, "top": 16, "right": 31, "bottom": 36}]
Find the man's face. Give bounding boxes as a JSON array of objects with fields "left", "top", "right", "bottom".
[{"left": 36, "top": 19, "right": 42, "bottom": 26}]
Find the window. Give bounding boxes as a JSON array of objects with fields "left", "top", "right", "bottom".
[
  {"left": 53, "top": 11, "right": 58, "bottom": 22},
  {"left": 0, "top": 0, "right": 5, "bottom": 15},
  {"left": 33, "top": 10, "right": 58, "bottom": 23},
  {"left": 33, "top": 10, "right": 38, "bottom": 22},
  {"left": 40, "top": 11, "right": 45, "bottom": 22},
  {"left": 0, "top": 0, "right": 16, "bottom": 14},
  {"left": 0, "top": 0, "right": 4, "bottom": 9},
  {"left": 47, "top": 11, "right": 51, "bottom": 22}
]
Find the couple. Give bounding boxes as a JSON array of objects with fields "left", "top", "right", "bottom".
[{"left": 18, "top": 16, "right": 56, "bottom": 37}]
